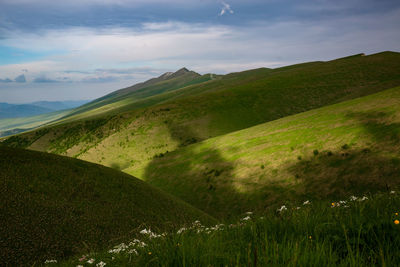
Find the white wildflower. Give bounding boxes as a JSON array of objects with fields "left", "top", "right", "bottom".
[
  {"left": 245, "top": 211, "right": 253, "bottom": 215},
  {"left": 241, "top": 216, "right": 251, "bottom": 221},
  {"left": 44, "top": 259, "right": 57, "bottom": 264},
  {"left": 277, "top": 205, "right": 287, "bottom": 212},
  {"left": 359, "top": 196, "right": 368, "bottom": 201},
  {"left": 339, "top": 200, "right": 347, "bottom": 204},
  {"left": 87, "top": 258, "right": 95, "bottom": 264},
  {"left": 177, "top": 227, "right": 187, "bottom": 234},
  {"left": 349, "top": 196, "right": 358, "bottom": 201},
  {"left": 140, "top": 229, "right": 151, "bottom": 235},
  {"left": 96, "top": 261, "right": 106, "bottom": 267},
  {"left": 77, "top": 265, "right": 84, "bottom": 267},
  {"left": 140, "top": 228, "right": 162, "bottom": 238},
  {"left": 390, "top": 191, "right": 396, "bottom": 194},
  {"left": 128, "top": 249, "right": 138, "bottom": 255},
  {"left": 303, "top": 200, "right": 310, "bottom": 205}
]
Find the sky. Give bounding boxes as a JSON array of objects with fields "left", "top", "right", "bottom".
[{"left": 0, "top": 0, "right": 399, "bottom": 103}]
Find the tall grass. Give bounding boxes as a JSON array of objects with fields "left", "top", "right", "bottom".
[{"left": 56, "top": 192, "right": 400, "bottom": 266}]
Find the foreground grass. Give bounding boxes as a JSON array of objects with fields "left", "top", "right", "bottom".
[
  {"left": 53, "top": 192, "right": 400, "bottom": 266},
  {"left": 0, "top": 146, "right": 215, "bottom": 266}
]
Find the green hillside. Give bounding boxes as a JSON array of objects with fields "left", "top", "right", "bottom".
[
  {"left": 143, "top": 86, "right": 400, "bottom": 218},
  {"left": 63, "top": 68, "right": 210, "bottom": 120},
  {"left": 4, "top": 52, "right": 400, "bottom": 180},
  {"left": 0, "top": 146, "right": 215, "bottom": 266}
]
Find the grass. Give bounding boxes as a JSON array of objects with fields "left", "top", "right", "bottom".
[
  {"left": 143, "top": 86, "right": 400, "bottom": 218},
  {"left": 55, "top": 192, "right": 400, "bottom": 266},
  {"left": 0, "top": 146, "right": 215, "bottom": 266},
  {"left": 4, "top": 51, "right": 400, "bottom": 181}
]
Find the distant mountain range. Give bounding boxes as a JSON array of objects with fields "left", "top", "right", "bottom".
[{"left": 0, "top": 100, "right": 90, "bottom": 119}]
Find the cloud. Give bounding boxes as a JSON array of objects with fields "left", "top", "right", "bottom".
[
  {"left": 82, "top": 76, "right": 119, "bottom": 83},
  {"left": 219, "top": 1, "right": 234, "bottom": 16},
  {"left": 0, "top": 78, "right": 13, "bottom": 83},
  {"left": 14, "top": 74, "right": 26, "bottom": 83},
  {"left": 33, "top": 76, "right": 59, "bottom": 83}
]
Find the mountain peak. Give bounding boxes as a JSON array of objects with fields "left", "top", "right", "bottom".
[{"left": 174, "top": 67, "right": 190, "bottom": 75}]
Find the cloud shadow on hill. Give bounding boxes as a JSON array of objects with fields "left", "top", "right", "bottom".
[
  {"left": 143, "top": 110, "right": 400, "bottom": 219},
  {"left": 143, "top": 120, "right": 248, "bottom": 220}
]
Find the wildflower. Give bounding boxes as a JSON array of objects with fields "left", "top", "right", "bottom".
[
  {"left": 177, "top": 227, "right": 187, "bottom": 234},
  {"left": 241, "top": 216, "right": 251, "bottom": 221},
  {"left": 395, "top": 220, "right": 400, "bottom": 225},
  {"left": 148, "top": 252, "right": 152, "bottom": 255},
  {"left": 127, "top": 249, "right": 138, "bottom": 255},
  {"left": 87, "top": 258, "right": 95, "bottom": 264},
  {"left": 303, "top": 200, "right": 310, "bottom": 205},
  {"left": 390, "top": 191, "right": 396, "bottom": 194},
  {"left": 79, "top": 255, "right": 87, "bottom": 261},
  {"left": 277, "top": 205, "right": 287, "bottom": 212},
  {"left": 349, "top": 196, "right": 358, "bottom": 201},
  {"left": 359, "top": 196, "right": 368, "bottom": 201},
  {"left": 245, "top": 211, "right": 253, "bottom": 215},
  {"left": 44, "top": 259, "right": 57, "bottom": 264},
  {"left": 309, "top": 235, "right": 312, "bottom": 240},
  {"left": 140, "top": 229, "right": 151, "bottom": 234},
  {"left": 77, "top": 265, "right": 84, "bottom": 267},
  {"left": 395, "top": 212, "right": 398, "bottom": 216},
  {"left": 96, "top": 261, "right": 106, "bottom": 267}
]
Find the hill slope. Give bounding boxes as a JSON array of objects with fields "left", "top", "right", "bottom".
[
  {"left": 4, "top": 52, "right": 400, "bottom": 179},
  {"left": 143, "top": 86, "right": 400, "bottom": 218},
  {"left": 0, "top": 146, "right": 215, "bottom": 266},
  {"left": 64, "top": 67, "right": 209, "bottom": 120}
]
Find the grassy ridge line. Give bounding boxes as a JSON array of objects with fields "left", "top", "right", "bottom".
[
  {"left": 143, "top": 86, "right": 400, "bottom": 218},
  {"left": 4, "top": 52, "right": 400, "bottom": 179},
  {"left": 0, "top": 146, "right": 215, "bottom": 266},
  {"left": 61, "top": 70, "right": 208, "bottom": 121}
]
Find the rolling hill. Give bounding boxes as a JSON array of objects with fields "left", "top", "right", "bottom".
[
  {"left": 0, "top": 146, "right": 215, "bottom": 266},
  {"left": 4, "top": 51, "right": 400, "bottom": 181},
  {"left": 143, "top": 86, "right": 400, "bottom": 218}
]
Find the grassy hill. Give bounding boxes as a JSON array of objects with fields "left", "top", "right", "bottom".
[
  {"left": 0, "top": 146, "right": 215, "bottom": 266},
  {"left": 3, "top": 52, "right": 400, "bottom": 180},
  {"left": 63, "top": 67, "right": 210, "bottom": 120},
  {"left": 142, "top": 86, "right": 400, "bottom": 218}
]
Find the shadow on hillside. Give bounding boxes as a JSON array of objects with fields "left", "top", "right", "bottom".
[
  {"left": 143, "top": 111, "right": 400, "bottom": 218},
  {"left": 286, "top": 111, "right": 400, "bottom": 199},
  {"left": 143, "top": 121, "right": 245, "bottom": 219}
]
